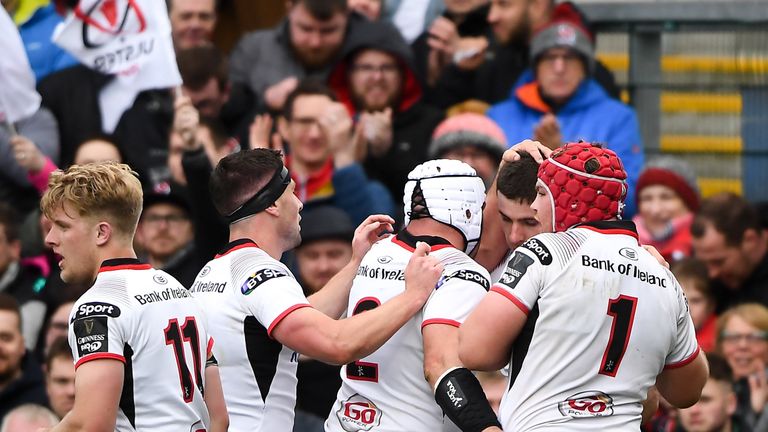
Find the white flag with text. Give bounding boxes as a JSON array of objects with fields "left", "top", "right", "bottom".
[
  {"left": 53, "top": 0, "right": 181, "bottom": 132},
  {"left": 0, "top": 8, "right": 41, "bottom": 126}
]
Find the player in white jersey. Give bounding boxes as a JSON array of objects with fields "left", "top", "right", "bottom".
[
  {"left": 198, "top": 148, "right": 443, "bottom": 431},
  {"left": 460, "top": 142, "right": 709, "bottom": 431},
  {"left": 41, "top": 162, "right": 228, "bottom": 432},
  {"left": 326, "top": 159, "right": 502, "bottom": 432}
]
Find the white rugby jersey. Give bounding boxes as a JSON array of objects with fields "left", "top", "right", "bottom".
[
  {"left": 493, "top": 221, "right": 700, "bottom": 431},
  {"left": 189, "top": 239, "right": 311, "bottom": 432},
  {"left": 325, "top": 230, "right": 492, "bottom": 432},
  {"left": 69, "top": 259, "right": 212, "bottom": 432}
]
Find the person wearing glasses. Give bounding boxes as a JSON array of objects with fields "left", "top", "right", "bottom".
[
  {"left": 135, "top": 192, "right": 205, "bottom": 288},
  {"left": 327, "top": 19, "right": 444, "bottom": 223},
  {"left": 717, "top": 303, "right": 768, "bottom": 431}
]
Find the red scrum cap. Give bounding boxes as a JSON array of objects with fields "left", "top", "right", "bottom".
[{"left": 538, "top": 142, "right": 628, "bottom": 232}]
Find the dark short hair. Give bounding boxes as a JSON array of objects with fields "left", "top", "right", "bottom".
[
  {"left": 691, "top": 193, "right": 761, "bottom": 246},
  {"left": 706, "top": 353, "right": 733, "bottom": 384},
  {"left": 0, "top": 293, "right": 21, "bottom": 332},
  {"left": 177, "top": 45, "right": 228, "bottom": 91},
  {"left": 209, "top": 149, "right": 284, "bottom": 217},
  {"left": 496, "top": 152, "right": 538, "bottom": 204},
  {"left": 46, "top": 336, "right": 73, "bottom": 371},
  {"left": 283, "top": 79, "right": 337, "bottom": 120},
  {"left": 0, "top": 202, "right": 19, "bottom": 243},
  {"left": 293, "top": 0, "right": 347, "bottom": 20},
  {"left": 671, "top": 258, "right": 711, "bottom": 299}
]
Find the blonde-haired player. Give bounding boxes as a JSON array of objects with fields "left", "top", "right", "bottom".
[{"left": 42, "top": 163, "right": 228, "bottom": 432}]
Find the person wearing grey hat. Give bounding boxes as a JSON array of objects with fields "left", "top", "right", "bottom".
[
  {"left": 296, "top": 206, "right": 355, "bottom": 296},
  {"left": 488, "top": 2, "right": 644, "bottom": 217}
]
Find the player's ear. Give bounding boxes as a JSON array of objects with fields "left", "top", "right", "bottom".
[
  {"left": 264, "top": 203, "right": 280, "bottom": 218},
  {"left": 95, "top": 221, "right": 112, "bottom": 246}
]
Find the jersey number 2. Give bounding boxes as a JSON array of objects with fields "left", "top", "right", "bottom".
[
  {"left": 164, "top": 317, "right": 204, "bottom": 402},
  {"left": 599, "top": 295, "right": 638, "bottom": 377},
  {"left": 345, "top": 297, "right": 381, "bottom": 382}
]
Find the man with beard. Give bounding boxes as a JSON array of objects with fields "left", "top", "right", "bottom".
[
  {"left": 0, "top": 294, "right": 47, "bottom": 422},
  {"left": 135, "top": 192, "right": 205, "bottom": 288},
  {"left": 327, "top": 19, "right": 444, "bottom": 218},
  {"left": 230, "top": 0, "right": 372, "bottom": 112},
  {"left": 431, "top": 0, "right": 619, "bottom": 109}
]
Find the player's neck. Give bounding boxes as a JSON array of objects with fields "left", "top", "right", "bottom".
[
  {"left": 406, "top": 219, "right": 464, "bottom": 250},
  {"left": 229, "top": 218, "right": 285, "bottom": 260},
  {"left": 97, "top": 243, "right": 138, "bottom": 266}
]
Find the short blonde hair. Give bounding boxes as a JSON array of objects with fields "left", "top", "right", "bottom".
[
  {"left": 41, "top": 162, "right": 143, "bottom": 237},
  {"left": 717, "top": 303, "right": 768, "bottom": 350}
]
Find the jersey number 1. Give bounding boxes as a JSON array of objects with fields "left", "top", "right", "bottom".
[
  {"left": 164, "top": 317, "right": 204, "bottom": 402},
  {"left": 346, "top": 297, "right": 381, "bottom": 382},
  {"left": 599, "top": 295, "right": 638, "bottom": 377}
]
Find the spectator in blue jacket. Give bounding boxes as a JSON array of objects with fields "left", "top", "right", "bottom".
[{"left": 487, "top": 8, "right": 643, "bottom": 217}]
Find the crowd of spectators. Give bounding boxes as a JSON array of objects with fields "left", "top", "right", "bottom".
[{"left": 0, "top": 0, "right": 765, "bottom": 431}]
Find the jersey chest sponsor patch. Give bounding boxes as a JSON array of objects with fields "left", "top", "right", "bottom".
[
  {"left": 73, "top": 316, "right": 109, "bottom": 357},
  {"left": 336, "top": 394, "right": 383, "bottom": 432},
  {"left": 499, "top": 252, "right": 534, "bottom": 289},
  {"left": 241, "top": 268, "right": 287, "bottom": 295}
]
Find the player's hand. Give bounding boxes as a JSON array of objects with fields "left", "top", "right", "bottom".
[
  {"left": 749, "top": 360, "right": 768, "bottom": 414},
  {"left": 359, "top": 108, "right": 393, "bottom": 158},
  {"left": 501, "top": 139, "right": 552, "bottom": 166},
  {"left": 405, "top": 242, "right": 444, "bottom": 303},
  {"left": 481, "top": 427, "right": 502, "bottom": 432},
  {"left": 642, "top": 245, "right": 669, "bottom": 269},
  {"left": 10, "top": 135, "right": 46, "bottom": 173},
  {"left": 173, "top": 95, "right": 200, "bottom": 150},
  {"left": 351, "top": 214, "right": 395, "bottom": 262},
  {"left": 533, "top": 113, "right": 563, "bottom": 150},
  {"left": 264, "top": 77, "right": 299, "bottom": 111}
]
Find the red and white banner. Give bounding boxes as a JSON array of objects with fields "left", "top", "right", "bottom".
[
  {"left": 53, "top": 0, "right": 181, "bottom": 132},
  {"left": 0, "top": 8, "right": 41, "bottom": 126}
]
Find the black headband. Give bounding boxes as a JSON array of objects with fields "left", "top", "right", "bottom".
[{"left": 225, "top": 165, "right": 291, "bottom": 224}]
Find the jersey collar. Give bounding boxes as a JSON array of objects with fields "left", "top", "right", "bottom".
[
  {"left": 215, "top": 238, "right": 259, "bottom": 258},
  {"left": 573, "top": 220, "right": 639, "bottom": 241},
  {"left": 392, "top": 229, "right": 454, "bottom": 252},
  {"left": 99, "top": 258, "right": 152, "bottom": 273}
]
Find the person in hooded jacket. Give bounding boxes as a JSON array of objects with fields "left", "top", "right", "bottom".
[{"left": 328, "top": 19, "right": 444, "bottom": 222}]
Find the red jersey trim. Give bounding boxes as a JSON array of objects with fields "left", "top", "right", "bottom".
[
  {"left": 267, "top": 303, "right": 312, "bottom": 338},
  {"left": 215, "top": 241, "right": 259, "bottom": 258},
  {"left": 75, "top": 353, "right": 126, "bottom": 369},
  {"left": 422, "top": 318, "right": 461, "bottom": 329},
  {"left": 664, "top": 346, "right": 701, "bottom": 370},
  {"left": 577, "top": 225, "right": 640, "bottom": 241},
  {"left": 391, "top": 237, "right": 454, "bottom": 253},
  {"left": 207, "top": 337, "right": 214, "bottom": 357},
  {"left": 98, "top": 264, "right": 152, "bottom": 273},
  {"left": 490, "top": 286, "right": 530, "bottom": 315}
]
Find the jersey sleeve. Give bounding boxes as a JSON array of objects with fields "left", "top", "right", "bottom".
[
  {"left": 490, "top": 239, "right": 549, "bottom": 315},
  {"left": 664, "top": 277, "right": 701, "bottom": 369},
  {"left": 422, "top": 267, "right": 491, "bottom": 329},
  {"left": 236, "top": 265, "right": 311, "bottom": 338},
  {"left": 68, "top": 300, "right": 129, "bottom": 369}
]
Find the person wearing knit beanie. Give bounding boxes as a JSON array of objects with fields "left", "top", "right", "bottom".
[
  {"left": 633, "top": 156, "right": 701, "bottom": 262},
  {"left": 428, "top": 113, "right": 508, "bottom": 186}
]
